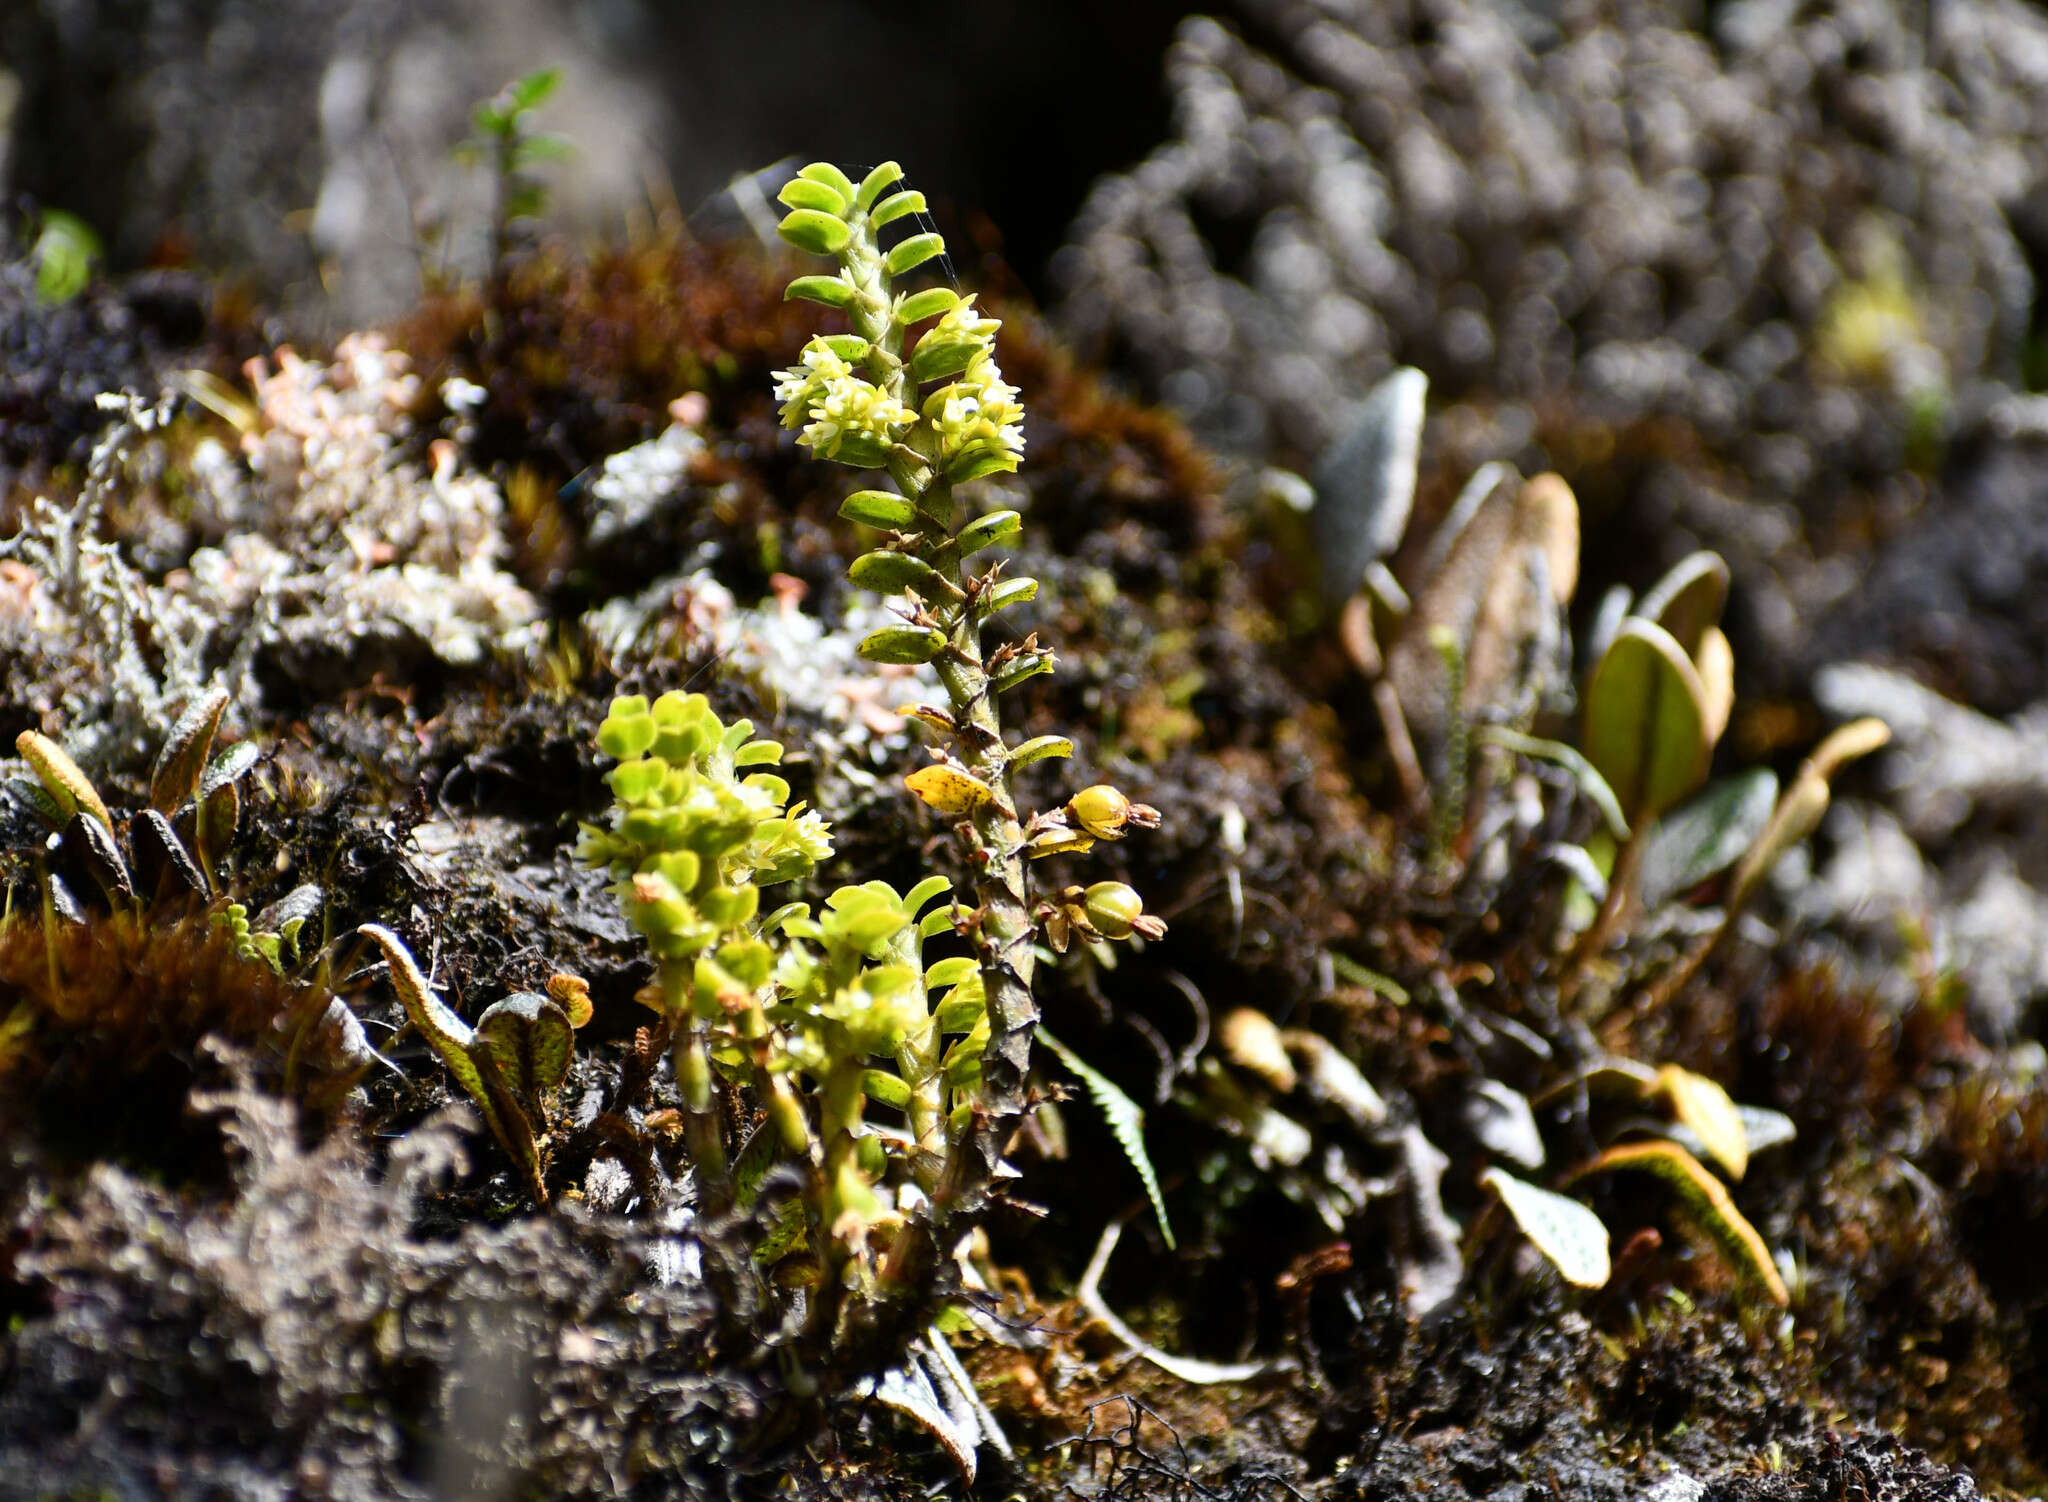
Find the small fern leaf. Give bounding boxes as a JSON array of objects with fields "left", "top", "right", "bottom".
[{"left": 1039, "top": 1028, "right": 1175, "bottom": 1250}]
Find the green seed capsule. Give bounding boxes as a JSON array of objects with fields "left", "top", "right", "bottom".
[{"left": 1083, "top": 882, "right": 1145, "bottom": 941}]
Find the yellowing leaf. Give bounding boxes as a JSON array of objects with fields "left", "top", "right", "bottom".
[
  {"left": 1657, "top": 1064, "right": 1749, "bottom": 1179},
  {"left": 904, "top": 764, "right": 995, "bottom": 817},
  {"left": 1567, "top": 1140, "right": 1788, "bottom": 1305}
]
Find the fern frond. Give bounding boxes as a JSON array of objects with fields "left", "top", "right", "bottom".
[{"left": 1039, "top": 1028, "right": 1175, "bottom": 1250}]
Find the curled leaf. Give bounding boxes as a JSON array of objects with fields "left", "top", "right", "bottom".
[{"left": 1565, "top": 1140, "right": 1788, "bottom": 1305}]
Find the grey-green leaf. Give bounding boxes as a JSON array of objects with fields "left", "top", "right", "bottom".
[
  {"left": 1482, "top": 1168, "right": 1611, "bottom": 1288},
  {"left": 1638, "top": 769, "right": 1780, "bottom": 908},
  {"left": 1311, "top": 366, "right": 1427, "bottom": 605}
]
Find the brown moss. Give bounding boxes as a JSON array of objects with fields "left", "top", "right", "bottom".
[{"left": 0, "top": 908, "right": 353, "bottom": 1166}]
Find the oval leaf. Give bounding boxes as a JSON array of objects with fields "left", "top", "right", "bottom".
[
  {"left": 1638, "top": 769, "right": 1780, "bottom": 908},
  {"left": 840, "top": 490, "right": 916, "bottom": 529},
  {"left": 1657, "top": 1065, "right": 1749, "bottom": 1180},
  {"left": 475, "top": 993, "right": 576, "bottom": 1099},
  {"left": 884, "top": 231, "right": 947, "bottom": 278},
  {"left": 776, "top": 177, "right": 846, "bottom": 215},
  {"left": 785, "top": 274, "right": 855, "bottom": 310},
  {"left": 778, "top": 208, "right": 851, "bottom": 257},
  {"left": 904, "top": 764, "right": 995, "bottom": 817},
  {"left": 1582, "top": 619, "right": 1711, "bottom": 824},
  {"left": 957, "top": 509, "right": 1021, "bottom": 557},
  {"left": 854, "top": 161, "right": 904, "bottom": 213},
  {"left": 871, "top": 190, "right": 929, "bottom": 230},
  {"left": 1483, "top": 1169, "right": 1611, "bottom": 1288},
  {"left": 198, "top": 740, "right": 261, "bottom": 799},
  {"left": 859, "top": 625, "right": 946, "bottom": 665},
  {"left": 797, "top": 161, "right": 857, "bottom": 203},
  {"left": 849, "top": 550, "right": 951, "bottom": 598},
  {"left": 983, "top": 577, "right": 1038, "bottom": 612},
  {"left": 894, "top": 286, "right": 958, "bottom": 326},
  {"left": 1008, "top": 735, "right": 1073, "bottom": 769}
]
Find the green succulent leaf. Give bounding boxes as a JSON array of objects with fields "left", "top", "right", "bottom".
[
  {"left": 818, "top": 333, "right": 870, "bottom": 362},
  {"left": 947, "top": 450, "right": 1022, "bottom": 485},
  {"left": 989, "top": 653, "right": 1053, "bottom": 695},
  {"left": 1040, "top": 1028, "right": 1174, "bottom": 1250},
  {"left": 797, "top": 161, "right": 858, "bottom": 203},
  {"left": 983, "top": 577, "right": 1039, "bottom": 613},
  {"left": 777, "top": 178, "right": 847, "bottom": 216},
  {"left": 840, "top": 489, "right": 917, "bottom": 529},
  {"left": 870, "top": 190, "right": 928, "bottom": 230},
  {"left": 779, "top": 209, "right": 851, "bottom": 257},
  {"left": 858, "top": 625, "right": 947, "bottom": 665},
  {"left": 957, "top": 509, "right": 1022, "bottom": 557},
  {"left": 849, "top": 550, "right": 956, "bottom": 600},
  {"left": 862, "top": 1068, "right": 914, "bottom": 1110},
  {"left": 884, "top": 232, "right": 947, "bottom": 278},
  {"left": 786, "top": 274, "right": 856, "bottom": 310},
  {"left": 854, "top": 161, "right": 904, "bottom": 213},
  {"left": 894, "top": 287, "right": 959, "bottom": 326},
  {"left": 1007, "top": 735, "right": 1073, "bottom": 769}
]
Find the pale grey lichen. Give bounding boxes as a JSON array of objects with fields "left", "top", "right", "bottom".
[
  {"left": 585, "top": 567, "right": 939, "bottom": 822},
  {"left": 177, "top": 335, "right": 540, "bottom": 677},
  {"left": 585, "top": 419, "right": 707, "bottom": 547},
  {"left": 1803, "top": 662, "right": 2048, "bottom": 1037}
]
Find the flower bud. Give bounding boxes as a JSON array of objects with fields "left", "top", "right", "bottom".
[{"left": 1082, "top": 882, "right": 1146, "bottom": 941}]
